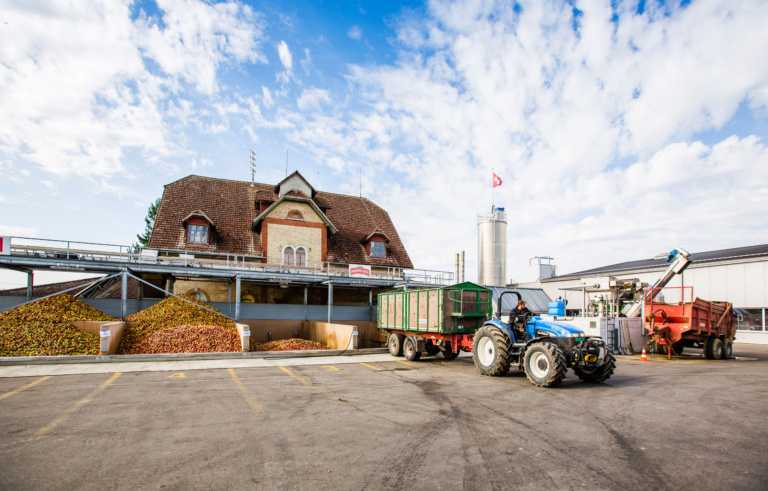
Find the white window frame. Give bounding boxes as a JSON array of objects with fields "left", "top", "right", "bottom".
[
  {"left": 188, "top": 224, "right": 209, "bottom": 244},
  {"left": 370, "top": 240, "right": 386, "bottom": 258},
  {"left": 295, "top": 246, "right": 307, "bottom": 266},
  {"left": 282, "top": 245, "right": 295, "bottom": 266}
]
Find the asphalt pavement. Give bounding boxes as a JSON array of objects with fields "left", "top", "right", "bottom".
[{"left": 1, "top": 345, "right": 767, "bottom": 490}]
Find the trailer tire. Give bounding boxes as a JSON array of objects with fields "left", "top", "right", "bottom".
[
  {"left": 472, "top": 326, "right": 511, "bottom": 376},
  {"left": 425, "top": 342, "right": 441, "bottom": 356},
  {"left": 654, "top": 340, "right": 668, "bottom": 356},
  {"left": 703, "top": 337, "right": 714, "bottom": 359},
  {"left": 387, "top": 333, "right": 405, "bottom": 357},
  {"left": 709, "top": 338, "right": 724, "bottom": 360},
  {"left": 523, "top": 342, "right": 568, "bottom": 388},
  {"left": 722, "top": 340, "right": 733, "bottom": 359},
  {"left": 672, "top": 343, "right": 684, "bottom": 355},
  {"left": 440, "top": 347, "right": 460, "bottom": 360},
  {"left": 403, "top": 337, "right": 421, "bottom": 361},
  {"left": 574, "top": 351, "right": 616, "bottom": 383}
]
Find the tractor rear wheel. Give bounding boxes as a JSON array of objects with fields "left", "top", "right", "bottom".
[
  {"left": 523, "top": 342, "right": 568, "bottom": 388},
  {"left": 403, "top": 337, "right": 421, "bottom": 361},
  {"left": 472, "top": 326, "right": 511, "bottom": 376},
  {"left": 574, "top": 351, "right": 616, "bottom": 383},
  {"left": 387, "top": 333, "right": 404, "bottom": 357}
]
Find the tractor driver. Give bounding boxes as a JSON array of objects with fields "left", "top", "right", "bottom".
[{"left": 509, "top": 300, "right": 532, "bottom": 340}]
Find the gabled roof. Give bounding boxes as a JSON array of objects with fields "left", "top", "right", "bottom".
[
  {"left": 252, "top": 194, "right": 338, "bottom": 234},
  {"left": 362, "top": 231, "right": 390, "bottom": 243},
  {"left": 149, "top": 174, "right": 413, "bottom": 267},
  {"left": 275, "top": 171, "right": 316, "bottom": 197},
  {"left": 182, "top": 210, "right": 214, "bottom": 225},
  {"left": 545, "top": 243, "right": 768, "bottom": 282}
]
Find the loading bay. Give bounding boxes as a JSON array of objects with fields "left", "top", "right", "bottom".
[{"left": 1, "top": 347, "right": 767, "bottom": 490}]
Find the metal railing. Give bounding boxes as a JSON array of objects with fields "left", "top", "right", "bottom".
[{"left": 4, "top": 236, "right": 454, "bottom": 285}]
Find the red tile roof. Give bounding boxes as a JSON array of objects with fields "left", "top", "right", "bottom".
[{"left": 149, "top": 175, "right": 413, "bottom": 268}]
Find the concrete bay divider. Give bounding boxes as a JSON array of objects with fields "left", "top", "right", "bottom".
[{"left": 71, "top": 321, "right": 125, "bottom": 355}]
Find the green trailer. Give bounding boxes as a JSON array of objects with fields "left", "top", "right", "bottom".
[{"left": 378, "top": 282, "right": 492, "bottom": 361}]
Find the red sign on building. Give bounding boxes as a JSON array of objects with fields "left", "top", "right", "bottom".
[{"left": 0, "top": 236, "right": 9, "bottom": 256}]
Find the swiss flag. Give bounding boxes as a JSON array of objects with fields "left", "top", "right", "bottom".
[{"left": 492, "top": 172, "right": 502, "bottom": 188}]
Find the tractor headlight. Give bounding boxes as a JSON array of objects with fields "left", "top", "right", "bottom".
[{"left": 570, "top": 332, "right": 585, "bottom": 337}]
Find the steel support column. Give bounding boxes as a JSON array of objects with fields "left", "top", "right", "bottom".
[
  {"left": 26, "top": 272, "right": 33, "bottom": 301},
  {"left": 304, "top": 286, "right": 308, "bottom": 321},
  {"left": 235, "top": 275, "right": 241, "bottom": 322},
  {"left": 368, "top": 289, "right": 373, "bottom": 306},
  {"left": 121, "top": 269, "right": 128, "bottom": 321},
  {"left": 327, "top": 282, "right": 333, "bottom": 323}
]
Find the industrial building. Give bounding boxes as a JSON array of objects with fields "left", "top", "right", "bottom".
[{"left": 513, "top": 244, "right": 768, "bottom": 344}]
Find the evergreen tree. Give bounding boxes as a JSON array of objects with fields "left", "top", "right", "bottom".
[{"left": 136, "top": 198, "right": 161, "bottom": 248}]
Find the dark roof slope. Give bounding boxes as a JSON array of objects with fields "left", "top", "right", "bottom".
[
  {"left": 149, "top": 175, "right": 413, "bottom": 268},
  {"left": 547, "top": 244, "right": 768, "bottom": 281},
  {"left": 0, "top": 277, "right": 144, "bottom": 299}
]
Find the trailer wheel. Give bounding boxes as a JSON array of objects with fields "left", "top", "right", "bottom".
[
  {"left": 387, "top": 333, "right": 405, "bottom": 357},
  {"left": 703, "top": 337, "right": 714, "bottom": 359},
  {"left": 574, "top": 351, "right": 616, "bottom": 383},
  {"left": 472, "top": 326, "right": 511, "bottom": 376},
  {"left": 403, "top": 337, "right": 421, "bottom": 362},
  {"left": 672, "top": 343, "right": 684, "bottom": 355},
  {"left": 440, "top": 347, "right": 460, "bottom": 360},
  {"left": 653, "top": 340, "right": 668, "bottom": 356},
  {"left": 709, "top": 338, "right": 724, "bottom": 360},
  {"left": 425, "top": 342, "right": 441, "bottom": 356},
  {"left": 523, "top": 342, "right": 567, "bottom": 388},
  {"left": 722, "top": 340, "right": 733, "bottom": 359}
]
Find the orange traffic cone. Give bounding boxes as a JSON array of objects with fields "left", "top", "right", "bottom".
[{"left": 639, "top": 347, "right": 649, "bottom": 361}]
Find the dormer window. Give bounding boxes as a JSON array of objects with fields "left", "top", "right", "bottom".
[
  {"left": 182, "top": 210, "right": 214, "bottom": 246},
  {"left": 188, "top": 224, "right": 208, "bottom": 244},
  {"left": 370, "top": 240, "right": 386, "bottom": 258}
]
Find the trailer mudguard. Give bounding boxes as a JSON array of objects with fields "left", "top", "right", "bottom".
[{"left": 482, "top": 319, "right": 519, "bottom": 343}]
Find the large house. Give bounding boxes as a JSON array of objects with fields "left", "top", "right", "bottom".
[{"left": 146, "top": 172, "right": 413, "bottom": 305}]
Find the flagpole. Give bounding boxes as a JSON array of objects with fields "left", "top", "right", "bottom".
[{"left": 492, "top": 167, "right": 495, "bottom": 211}]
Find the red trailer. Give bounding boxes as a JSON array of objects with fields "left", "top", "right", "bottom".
[{"left": 644, "top": 287, "right": 735, "bottom": 359}]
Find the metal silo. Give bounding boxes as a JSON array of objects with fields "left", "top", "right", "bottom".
[{"left": 477, "top": 206, "right": 507, "bottom": 287}]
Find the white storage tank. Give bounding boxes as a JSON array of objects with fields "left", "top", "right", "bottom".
[{"left": 478, "top": 206, "right": 507, "bottom": 287}]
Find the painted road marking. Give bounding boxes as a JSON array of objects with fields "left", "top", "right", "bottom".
[
  {"left": 228, "top": 369, "right": 263, "bottom": 414},
  {"left": 358, "top": 363, "right": 382, "bottom": 371},
  {"left": 33, "top": 372, "right": 122, "bottom": 438},
  {"left": 278, "top": 366, "right": 349, "bottom": 405},
  {"left": 167, "top": 372, "right": 186, "bottom": 378},
  {"left": 322, "top": 366, "right": 340, "bottom": 372},
  {"left": 396, "top": 361, "right": 414, "bottom": 367},
  {"left": 0, "top": 376, "right": 51, "bottom": 401}
]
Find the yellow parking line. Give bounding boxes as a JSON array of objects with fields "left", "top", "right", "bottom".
[
  {"left": 278, "top": 366, "right": 349, "bottom": 405},
  {"left": 228, "top": 368, "right": 263, "bottom": 414},
  {"left": 0, "top": 376, "right": 51, "bottom": 401},
  {"left": 33, "top": 372, "right": 122, "bottom": 438},
  {"left": 396, "top": 360, "right": 414, "bottom": 366},
  {"left": 359, "top": 363, "right": 382, "bottom": 371}
]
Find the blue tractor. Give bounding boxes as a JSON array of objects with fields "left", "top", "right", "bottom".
[{"left": 472, "top": 291, "right": 616, "bottom": 387}]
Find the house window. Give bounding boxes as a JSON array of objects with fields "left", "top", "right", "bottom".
[
  {"left": 282, "top": 246, "right": 294, "bottom": 265},
  {"left": 188, "top": 225, "right": 208, "bottom": 244},
  {"left": 287, "top": 210, "right": 303, "bottom": 220},
  {"left": 296, "top": 247, "right": 307, "bottom": 266},
  {"left": 370, "top": 240, "right": 386, "bottom": 258}
]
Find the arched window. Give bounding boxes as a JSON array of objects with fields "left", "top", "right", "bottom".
[
  {"left": 287, "top": 210, "right": 303, "bottom": 220},
  {"left": 295, "top": 246, "right": 307, "bottom": 266},
  {"left": 282, "top": 246, "right": 295, "bottom": 265},
  {"left": 185, "top": 289, "right": 209, "bottom": 302}
]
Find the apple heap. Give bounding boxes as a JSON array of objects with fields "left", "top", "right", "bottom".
[
  {"left": 0, "top": 294, "right": 115, "bottom": 357},
  {"left": 119, "top": 294, "right": 231, "bottom": 354},
  {"left": 132, "top": 324, "right": 240, "bottom": 354},
  {"left": 252, "top": 338, "right": 327, "bottom": 352}
]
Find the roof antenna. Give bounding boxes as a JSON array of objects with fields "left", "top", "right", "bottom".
[
  {"left": 249, "top": 149, "right": 256, "bottom": 187},
  {"left": 285, "top": 148, "right": 289, "bottom": 176}
]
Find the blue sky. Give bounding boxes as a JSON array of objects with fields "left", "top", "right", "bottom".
[{"left": 1, "top": 0, "right": 767, "bottom": 289}]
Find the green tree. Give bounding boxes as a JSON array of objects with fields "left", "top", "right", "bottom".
[{"left": 136, "top": 198, "right": 161, "bottom": 248}]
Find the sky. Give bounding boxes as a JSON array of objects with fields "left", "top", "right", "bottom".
[{"left": 1, "top": 0, "right": 767, "bottom": 289}]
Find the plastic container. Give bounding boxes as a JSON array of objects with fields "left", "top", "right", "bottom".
[{"left": 548, "top": 300, "right": 566, "bottom": 317}]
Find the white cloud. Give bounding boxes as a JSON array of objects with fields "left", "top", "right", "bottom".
[
  {"left": 297, "top": 88, "right": 331, "bottom": 111},
  {"left": 39, "top": 180, "right": 55, "bottom": 189},
  {"left": 287, "top": 0, "right": 768, "bottom": 279},
  {"left": 347, "top": 25, "right": 362, "bottom": 40},
  {"left": 0, "top": 0, "right": 267, "bottom": 180},
  {"left": 262, "top": 86, "right": 275, "bottom": 108},
  {"left": 0, "top": 225, "right": 39, "bottom": 237},
  {"left": 277, "top": 40, "right": 293, "bottom": 71}
]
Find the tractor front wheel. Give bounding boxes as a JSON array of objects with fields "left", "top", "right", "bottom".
[
  {"left": 574, "top": 351, "right": 616, "bottom": 383},
  {"left": 472, "top": 326, "right": 511, "bottom": 376},
  {"left": 523, "top": 342, "right": 568, "bottom": 387}
]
